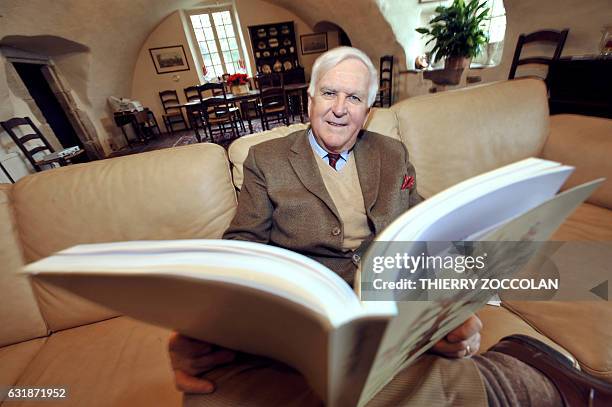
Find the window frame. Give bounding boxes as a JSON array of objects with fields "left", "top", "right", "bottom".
[{"left": 186, "top": 6, "right": 248, "bottom": 81}]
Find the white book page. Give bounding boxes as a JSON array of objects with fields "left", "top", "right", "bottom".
[
  {"left": 25, "top": 240, "right": 394, "bottom": 327},
  {"left": 377, "top": 159, "right": 571, "bottom": 243}
]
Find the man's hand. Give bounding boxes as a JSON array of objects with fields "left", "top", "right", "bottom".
[
  {"left": 431, "top": 314, "right": 482, "bottom": 358},
  {"left": 168, "top": 332, "right": 236, "bottom": 393}
]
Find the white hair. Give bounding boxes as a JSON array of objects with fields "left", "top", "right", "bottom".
[{"left": 307, "top": 46, "right": 379, "bottom": 107}]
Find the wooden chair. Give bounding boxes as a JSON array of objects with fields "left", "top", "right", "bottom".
[
  {"left": 256, "top": 73, "right": 284, "bottom": 90},
  {"left": 375, "top": 55, "right": 393, "bottom": 107},
  {"left": 260, "top": 87, "right": 289, "bottom": 130},
  {"left": 159, "top": 90, "right": 188, "bottom": 134},
  {"left": 199, "top": 83, "right": 239, "bottom": 142},
  {"left": 184, "top": 86, "right": 208, "bottom": 141},
  {"left": 508, "top": 29, "right": 569, "bottom": 88},
  {"left": 0, "top": 116, "right": 84, "bottom": 172},
  {"left": 201, "top": 82, "right": 245, "bottom": 133}
]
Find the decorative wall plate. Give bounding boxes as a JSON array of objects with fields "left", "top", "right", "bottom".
[
  {"left": 262, "top": 64, "right": 272, "bottom": 74},
  {"left": 257, "top": 29, "right": 266, "bottom": 38},
  {"left": 258, "top": 41, "right": 266, "bottom": 49},
  {"left": 262, "top": 51, "right": 271, "bottom": 57},
  {"left": 269, "top": 27, "right": 278, "bottom": 36},
  {"left": 283, "top": 60, "right": 293, "bottom": 70},
  {"left": 268, "top": 38, "right": 279, "bottom": 48}
]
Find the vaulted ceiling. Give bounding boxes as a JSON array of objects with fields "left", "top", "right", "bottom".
[{"left": 1, "top": 0, "right": 400, "bottom": 113}]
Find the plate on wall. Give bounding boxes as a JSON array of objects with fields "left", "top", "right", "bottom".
[
  {"left": 257, "top": 29, "right": 266, "bottom": 38},
  {"left": 268, "top": 38, "right": 279, "bottom": 48},
  {"left": 283, "top": 60, "right": 293, "bottom": 70},
  {"left": 258, "top": 41, "right": 266, "bottom": 50},
  {"left": 262, "top": 64, "right": 272, "bottom": 74}
]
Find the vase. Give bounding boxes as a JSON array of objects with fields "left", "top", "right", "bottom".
[
  {"left": 231, "top": 84, "right": 249, "bottom": 95},
  {"left": 444, "top": 56, "right": 470, "bottom": 70}
]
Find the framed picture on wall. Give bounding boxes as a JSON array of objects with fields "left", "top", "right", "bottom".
[
  {"left": 300, "top": 33, "right": 328, "bottom": 55},
  {"left": 149, "top": 45, "right": 190, "bottom": 74}
]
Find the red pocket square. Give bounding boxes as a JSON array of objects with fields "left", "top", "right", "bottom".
[{"left": 401, "top": 175, "right": 415, "bottom": 191}]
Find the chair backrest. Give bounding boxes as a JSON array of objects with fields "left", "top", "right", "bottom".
[
  {"left": 257, "top": 73, "right": 284, "bottom": 90},
  {"left": 199, "top": 83, "right": 232, "bottom": 119},
  {"left": 159, "top": 90, "right": 182, "bottom": 114},
  {"left": 184, "top": 86, "right": 201, "bottom": 103},
  {"left": 0, "top": 117, "right": 55, "bottom": 172},
  {"left": 508, "top": 29, "right": 569, "bottom": 85},
  {"left": 260, "top": 87, "right": 286, "bottom": 112},
  {"left": 379, "top": 55, "right": 393, "bottom": 88}
]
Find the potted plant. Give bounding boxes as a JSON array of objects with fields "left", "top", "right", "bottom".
[
  {"left": 226, "top": 73, "right": 250, "bottom": 95},
  {"left": 416, "top": 0, "right": 489, "bottom": 73}
]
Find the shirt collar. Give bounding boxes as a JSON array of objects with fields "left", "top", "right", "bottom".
[{"left": 308, "top": 128, "right": 350, "bottom": 161}]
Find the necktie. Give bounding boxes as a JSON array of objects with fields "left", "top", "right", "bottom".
[{"left": 327, "top": 153, "right": 341, "bottom": 170}]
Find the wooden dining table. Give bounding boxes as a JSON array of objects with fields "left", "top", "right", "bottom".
[{"left": 167, "top": 84, "right": 309, "bottom": 141}]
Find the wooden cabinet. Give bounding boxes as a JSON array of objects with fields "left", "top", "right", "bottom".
[
  {"left": 548, "top": 58, "right": 612, "bottom": 119},
  {"left": 248, "top": 21, "right": 305, "bottom": 84}
]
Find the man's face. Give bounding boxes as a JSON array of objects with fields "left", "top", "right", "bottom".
[{"left": 308, "top": 58, "right": 371, "bottom": 153}]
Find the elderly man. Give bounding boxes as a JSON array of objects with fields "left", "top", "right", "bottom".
[{"left": 169, "top": 47, "right": 611, "bottom": 406}]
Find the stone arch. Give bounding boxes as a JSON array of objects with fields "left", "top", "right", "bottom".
[
  {"left": 312, "top": 21, "right": 352, "bottom": 47},
  {"left": 0, "top": 35, "right": 104, "bottom": 159}
]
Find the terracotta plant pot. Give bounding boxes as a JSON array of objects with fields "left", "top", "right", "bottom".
[{"left": 444, "top": 56, "right": 470, "bottom": 70}]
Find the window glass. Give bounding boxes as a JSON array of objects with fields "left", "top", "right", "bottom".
[
  {"left": 472, "top": 0, "right": 506, "bottom": 66},
  {"left": 189, "top": 9, "right": 247, "bottom": 81}
]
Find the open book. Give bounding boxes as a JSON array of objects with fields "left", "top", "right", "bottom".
[{"left": 24, "top": 158, "right": 603, "bottom": 406}]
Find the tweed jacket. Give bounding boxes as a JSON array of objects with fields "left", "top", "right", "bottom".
[{"left": 223, "top": 129, "right": 422, "bottom": 284}]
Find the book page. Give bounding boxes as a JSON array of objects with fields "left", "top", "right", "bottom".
[{"left": 25, "top": 240, "right": 370, "bottom": 327}]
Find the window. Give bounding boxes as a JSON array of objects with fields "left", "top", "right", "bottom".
[
  {"left": 417, "top": 0, "right": 506, "bottom": 68},
  {"left": 189, "top": 9, "right": 246, "bottom": 79},
  {"left": 472, "top": 0, "right": 506, "bottom": 66}
]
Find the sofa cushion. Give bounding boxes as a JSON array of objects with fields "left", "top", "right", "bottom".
[
  {"left": 0, "top": 186, "right": 48, "bottom": 347},
  {"left": 363, "top": 107, "right": 401, "bottom": 142},
  {"left": 543, "top": 114, "right": 612, "bottom": 209},
  {"left": 12, "top": 317, "right": 181, "bottom": 407},
  {"left": 0, "top": 338, "right": 46, "bottom": 388},
  {"left": 503, "top": 203, "right": 612, "bottom": 382},
  {"left": 552, "top": 202, "right": 612, "bottom": 241},
  {"left": 228, "top": 123, "right": 308, "bottom": 190},
  {"left": 503, "top": 301, "right": 612, "bottom": 382},
  {"left": 391, "top": 79, "right": 549, "bottom": 198},
  {"left": 12, "top": 144, "right": 237, "bottom": 332}
]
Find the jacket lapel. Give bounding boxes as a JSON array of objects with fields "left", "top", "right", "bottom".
[
  {"left": 354, "top": 130, "right": 380, "bottom": 213},
  {"left": 288, "top": 130, "right": 340, "bottom": 219}
]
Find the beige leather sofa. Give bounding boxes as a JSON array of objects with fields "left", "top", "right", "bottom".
[{"left": 2, "top": 78, "right": 611, "bottom": 406}]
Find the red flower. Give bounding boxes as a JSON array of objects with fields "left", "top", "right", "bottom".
[{"left": 226, "top": 73, "right": 249, "bottom": 86}]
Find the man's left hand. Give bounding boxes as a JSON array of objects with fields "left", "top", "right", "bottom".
[{"left": 431, "top": 314, "right": 482, "bottom": 358}]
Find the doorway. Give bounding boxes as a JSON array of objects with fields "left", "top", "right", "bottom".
[
  {"left": 312, "top": 21, "right": 352, "bottom": 47},
  {"left": 12, "top": 62, "right": 87, "bottom": 160}
]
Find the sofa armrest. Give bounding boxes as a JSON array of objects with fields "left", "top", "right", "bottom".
[{"left": 542, "top": 114, "right": 612, "bottom": 209}]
